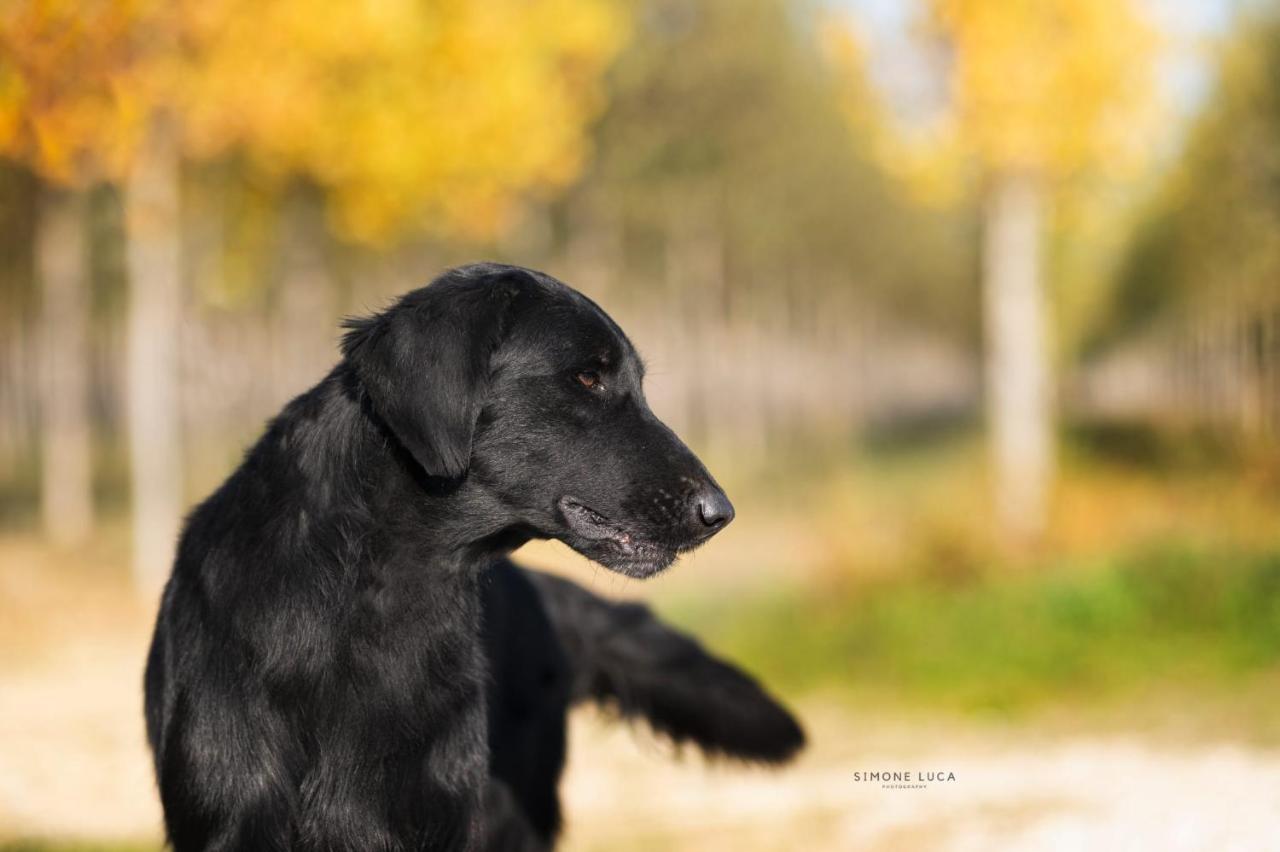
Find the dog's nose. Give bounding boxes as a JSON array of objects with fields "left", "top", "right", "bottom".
[{"left": 695, "top": 489, "right": 735, "bottom": 532}]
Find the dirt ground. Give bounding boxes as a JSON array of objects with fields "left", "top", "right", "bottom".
[
  {"left": 560, "top": 708, "right": 1280, "bottom": 851},
  {"left": 4, "top": 630, "right": 1280, "bottom": 850},
  {"left": 3, "top": 534, "right": 1280, "bottom": 850}
]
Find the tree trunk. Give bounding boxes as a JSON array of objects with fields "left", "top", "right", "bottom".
[
  {"left": 37, "top": 188, "right": 94, "bottom": 545},
  {"left": 662, "top": 188, "right": 725, "bottom": 449},
  {"left": 124, "top": 120, "right": 184, "bottom": 594},
  {"left": 271, "top": 188, "right": 335, "bottom": 405},
  {"left": 983, "top": 172, "right": 1053, "bottom": 542},
  {"left": 565, "top": 193, "right": 622, "bottom": 299}
]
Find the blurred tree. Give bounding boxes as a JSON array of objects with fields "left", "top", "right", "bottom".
[
  {"left": 1105, "top": 12, "right": 1280, "bottom": 344},
  {"left": 922, "top": 0, "right": 1157, "bottom": 540},
  {"left": 1091, "top": 12, "right": 1280, "bottom": 436},
  {"left": 124, "top": 116, "right": 184, "bottom": 590},
  {"left": 34, "top": 189, "right": 92, "bottom": 544},
  {"left": 0, "top": 0, "right": 184, "bottom": 582},
  {"left": 576, "top": 0, "right": 974, "bottom": 322},
  {"left": 179, "top": 0, "right": 626, "bottom": 244},
  {"left": 0, "top": 0, "right": 151, "bottom": 545}
]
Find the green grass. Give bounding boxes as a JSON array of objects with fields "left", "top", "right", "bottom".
[{"left": 664, "top": 541, "right": 1280, "bottom": 715}]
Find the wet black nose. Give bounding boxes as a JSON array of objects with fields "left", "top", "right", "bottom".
[{"left": 695, "top": 489, "right": 735, "bottom": 532}]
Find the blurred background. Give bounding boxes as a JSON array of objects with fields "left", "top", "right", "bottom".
[{"left": 3, "top": 0, "right": 1280, "bottom": 848}]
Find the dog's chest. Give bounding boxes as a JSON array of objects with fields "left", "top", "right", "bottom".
[{"left": 295, "top": 569, "right": 490, "bottom": 833}]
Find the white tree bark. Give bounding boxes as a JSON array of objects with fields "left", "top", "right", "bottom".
[
  {"left": 124, "top": 120, "right": 184, "bottom": 594},
  {"left": 984, "top": 172, "right": 1053, "bottom": 541},
  {"left": 271, "top": 190, "right": 335, "bottom": 404},
  {"left": 37, "top": 188, "right": 94, "bottom": 545}
]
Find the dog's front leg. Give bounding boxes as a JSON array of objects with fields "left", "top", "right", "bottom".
[
  {"left": 477, "top": 781, "right": 549, "bottom": 852},
  {"left": 155, "top": 693, "right": 297, "bottom": 852}
]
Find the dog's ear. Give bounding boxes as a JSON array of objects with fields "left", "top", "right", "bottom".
[{"left": 341, "top": 269, "right": 532, "bottom": 479}]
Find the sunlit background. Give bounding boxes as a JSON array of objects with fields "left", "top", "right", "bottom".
[{"left": 3, "top": 0, "right": 1280, "bottom": 849}]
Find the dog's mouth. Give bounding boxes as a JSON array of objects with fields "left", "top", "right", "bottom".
[{"left": 556, "top": 497, "right": 678, "bottom": 579}]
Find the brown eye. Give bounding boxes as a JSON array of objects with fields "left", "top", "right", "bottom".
[{"left": 575, "top": 370, "right": 602, "bottom": 390}]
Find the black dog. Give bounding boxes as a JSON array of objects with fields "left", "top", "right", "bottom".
[
  {"left": 482, "top": 560, "right": 805, "bottom": 848},
  {"left": 145, "top": 264, "right": 736, "bottom": 850}
]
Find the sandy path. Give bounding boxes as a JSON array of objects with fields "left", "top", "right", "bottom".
[
  {"left": 3, "top": 637, "right": 1280, "bottom": 850},
  {"left": 559, "top": 709, "right": 1280, "bottom": 851}
]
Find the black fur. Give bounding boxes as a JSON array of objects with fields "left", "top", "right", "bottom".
[
  {"left": 144, "top": 264, "right": 734, "bottom": 851},
  {"left": 480, "top": 563, "right": 570, "bottom": 845},
  {"left": 482, "top": 560, "right": 805, "bottom": 848}
]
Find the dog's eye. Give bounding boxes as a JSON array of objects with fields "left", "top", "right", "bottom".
[{"left": 575, "top": 370, "right": 603, "bottom": 391}]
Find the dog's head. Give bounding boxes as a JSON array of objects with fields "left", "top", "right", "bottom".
[{"left": 342, "top": 263, "right": 733, "bottom": 577}]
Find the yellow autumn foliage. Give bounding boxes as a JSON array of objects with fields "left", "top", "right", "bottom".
[
  {"left": 179, "top": 0, "right": 627, "bottom": 241},
  {"left": 0, "top": 0, "right": 628, "bottom": 241},
  {"left": 824, "top": 0, "right": 1161, "bottom": 205},
  {"left": 928, "top": 0, "right": 1159, "bottom": 180},
  {"left": 0, "top": 0, "right": 156, "bottom": 186}
]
